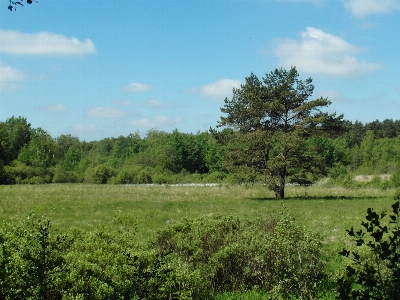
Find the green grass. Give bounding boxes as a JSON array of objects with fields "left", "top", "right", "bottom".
[{"left": 0, "top": 182, "right": 396, "bottom": 298}]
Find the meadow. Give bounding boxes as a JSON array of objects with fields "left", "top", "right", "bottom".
[
  {"left": 1, "top": 183, "right": 396, "bottom": 258},
  {"left": 0, "top": 183, "right": 397, "bottom": 299}
]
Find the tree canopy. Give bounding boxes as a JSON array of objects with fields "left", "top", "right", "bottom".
[{"left": 218, "top": 67, "right": 345, "bottom": 199}]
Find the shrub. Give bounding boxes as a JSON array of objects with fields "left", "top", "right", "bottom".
[
  {"left": 153, "top": 215, "right": 324, "bottom": 299},
  {"left": 113, "top": 169, "right": 136, "bottom": 184},
  {"left": 52, "top": 166, "right": 80, "bottom": 183},
  {"left": 390, "top": 163, "right": 400, "bottom": 188},
  {"left": 0, "top": 214, "right": 66, "bottom": 299},
  {"left": 92, "top": 164, "right": 116, "bottom": 184},
  {"left": 394, "top": 187, "right": 400, "bottom": 200},
  {"left": 338, "top": 201, "right": 400, "bottom": 299},
  {"left": 0, "top": 214, "right": 191, "bottom": 300},
  {"left": 136, "top": 169, "right": 152, "bottom": 184}
]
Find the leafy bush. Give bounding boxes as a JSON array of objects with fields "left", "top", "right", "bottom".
[
  {"left": 136, "top": 168, "right": 153, "bottom": 184},
  {"left": 52, "top": 165, "right": 80, "bottom": 183},
  {"left": 338, "top": 201, "right": 400, "bottom": 299},
  {"left": 153, "top": 215, "right": 324, "bottom": 299},
  {"left": 92, "top": 164, "right": 116, "bottom": 184},
  {"left": 113, "top": 169, "right": 136, "bottom": 184},
  {"left": 0, "top": 214, "right": 66, "bottom": 299},
  {"left": 4, "top": 161, "right": 50, "bottom": 183},
  {"left": 0, "top": 214, "right": 191, "bottom": 300},
  {"left": 394, "top": 187, "right": 400, "bottom": 200},
  {"left": 390, "top": 163, "right": 400, "bottom": 188}
]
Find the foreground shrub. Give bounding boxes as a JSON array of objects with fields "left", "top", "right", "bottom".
[
  {"left": 0, "top": 214, "right": 191, "bottom": 300},
  {"left": 153, "top": 215, "right": 324, "bottom": 299},
  {"left": 338, "top": 201, "right": 400, "bottom": 299},
  {"left": 0, "top": 212, "right": 325, "bottom": 299}
]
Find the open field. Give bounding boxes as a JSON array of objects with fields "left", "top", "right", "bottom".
[{"left": 0, "top": 183, "right": 396, "bottom": 251}]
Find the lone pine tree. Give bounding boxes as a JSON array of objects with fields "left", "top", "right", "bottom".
[{"left": 218, "top": 67, "right": 345, "bottom": 199}]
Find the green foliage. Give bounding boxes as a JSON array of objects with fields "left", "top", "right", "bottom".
[
  {"left": 338, "top": 201, "right": 400, "bottom": 299},
  {"left": 4, "top": 161, "right": 51, "bottom": 184},
  {"left": 154, "top": 214, "right": 324, "bottom": 299},
  {"left": 218, "top": 67, "right": 344, "bottom": 198},
  {"left": 0, "top": 213, "right": 191, "bottom": 300},
  {"left": 136, "top": 168, "right": 153, "bottom": 184},
  {"left": 391, "top": 163, "right": 400, "bottom": 188},
  {"left": 0, "top": 116, "right": 31, "bottom": 163},
  {"left": 52, "top": 165, "right": 80, "bottom": 183},
  {"left": 2, "top": 113, "right": 400, "bottom": 186},
  {"left": 92, "top": 164, "right": 116, "bottom": 184},
  {"left": 394, "top": 187, "right": 400, "bottom": 200},
  {"left": 329, "top": 163, "right": 348, "bottom": 180},
  {"left": 0, "top": 214, "right": 65, "bottom": 299}
]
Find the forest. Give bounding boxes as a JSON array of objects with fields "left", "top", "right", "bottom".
[{"left": 1, "top": 115, "right": 400, "bottom": 188}]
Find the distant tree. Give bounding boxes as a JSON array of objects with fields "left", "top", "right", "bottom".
[
  {"left": 218, "top": 67, "right": 345, "bottom": 199},
  {"left": 0, "top": 116, "right": 31, "bottom": 162},
  {"left": 8, "top": 0, "right": 37, "bottom": 11},
  {"left": 17, "top": 127, "right": 57, "bottom": 169}
]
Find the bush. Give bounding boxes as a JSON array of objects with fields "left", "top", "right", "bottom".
[
  {"left": 113, "top": 169, "right": 136, "bottom": 184},
  {"left": 92, "top": 164, "right": 116, "bottom": 184},
  {"left": 391, "top": 164, "right": 400, "bottom": 188},
  {"left": 0, "top": 214, "right": 191, "bottom": 300},
  {"left": 153, "top": 215, "right": 324, "bottom": 299},
  {"left": 136, "top": 169, "right": 152, "bottom": 184},
  {"left": 338, "top": 201, "right": 400, "bottom": 299},
  {"left": 52, "top": 165, "right": 80, "bottom": 183},
  {"left": 394, "top": 187, "right": 400, "bottom": 200}
]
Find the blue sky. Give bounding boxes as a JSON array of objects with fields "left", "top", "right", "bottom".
[{"left": 1, "top": 0, "right": 399, "bottom": 141}]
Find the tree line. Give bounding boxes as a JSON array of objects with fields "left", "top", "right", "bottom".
[
  {"left": 0, "top": 115, "right": 399, "bottom": 184},
  {"left": 1, "top": 67, "right": 400, "bottom": 198}
]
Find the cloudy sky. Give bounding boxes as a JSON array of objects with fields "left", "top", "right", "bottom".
[{"left": 0, "top": 0, "right": 399, "bottom": 141}]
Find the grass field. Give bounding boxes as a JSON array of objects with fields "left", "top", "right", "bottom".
[{"left": 0, "top": 183, "right": 397, "bottom": 294}]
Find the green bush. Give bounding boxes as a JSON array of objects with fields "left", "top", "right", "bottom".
[
  {"left": 153, "top": 215, "right": 324, "bottom": 299},
  {"left": 0, "top": 214, "right": 191, "bottom": 300},
  {"left": 394, "top": 187, "right": 400, "bottom": 200},
  {"left": 338, "top": 201, "right": 400, "bottom": 299},
  {"left": 113, "top": 169, "right": 136, "bottom": 184},
  {"left": 4, "top": 161, "right": 49, "bottom": 183},
  {"left": 136, "top": 169, "right": 152, "bottom": 184},
  {"left": 52, "top": 165, "right": 80, "bottom": 183},
  {"left": 92, "top": 164, "right": 116, "bottom": 184},
  {"left": 391, "top": 164, "right": 400, "bottom": 188}
]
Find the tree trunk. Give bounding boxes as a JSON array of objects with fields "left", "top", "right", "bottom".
[{"left": 274, "top": 173, "right": 286, "bottom": 199}]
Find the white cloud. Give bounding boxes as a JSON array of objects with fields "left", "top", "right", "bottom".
[
  {"left": 129, "top": 116, "right": 183, "bottom": 129},
  {"left": 272, "top": 27, "right": 382, "bottom": 77},
  {"left": 0, "top": 61, "right": 26, "bottom": 91},
  {"left": 192, "top": 79, "right": 242, "bottom": 100},
  {"left": 344, "top": 0, "right": 400, "bottom": 17},
  {"left": 123, "top": 82, "right": 153, "bottom": 92},
  {"left": 42, "top": 103, "right": 67, "bottom": 113},
  {"left": 0, "top": 29, "right": 96, "bottom": 55},
  {"left": 86, "top": 106, "right": 127, "bottom": 118}
]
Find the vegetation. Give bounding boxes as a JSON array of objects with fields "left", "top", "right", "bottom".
[
  {"left": 338, "top": 201, "right": 400, "bottom": 299},
  {"left": 1, "top": 67, "right": 400, "bottom": 298},
  {"left": 217, "top": 67, "right": 345, "bottom": 198},
  {"left": 0, "top": 184, "right": 398, "bottom": 299},
  {"left": 1, "top": 71, "right": 399, "bottom": 196}
]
